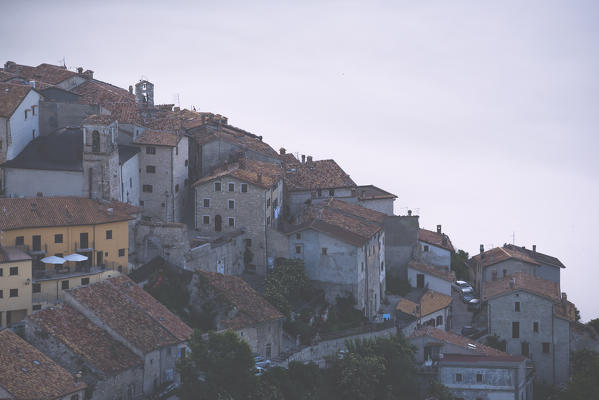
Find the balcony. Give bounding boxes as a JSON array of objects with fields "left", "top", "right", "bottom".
[{"left": 32, "top": 263, "right": 123, "bottom": 282}]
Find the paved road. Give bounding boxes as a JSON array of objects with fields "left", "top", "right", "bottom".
[{"left": 451, "top": 288, "right": 473, "bottom": 334}]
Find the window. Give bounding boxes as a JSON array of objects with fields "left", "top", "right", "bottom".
[
  {"left": 295, "top": 245, "right": 302, "bottom": 254},
  {"left": 228, "top": 217, "right": 235, "bottom": 227},
  {"left": 241, "top": 183, "right": 248, "bottom": 193},
  {"left": 475, "top": 373, "right": 482, "bottom": 383},
  {"left": 296, "top": 233, "right": 301, "bottom": 240},
  {"left": 9, "top": 288, "right": 18, "bottom": 297},
  {"left": 416, "top": 273, "right": 425, "bottom": 289},
  {"left": 423, "top": 245, "right": 429, "bottom": 252},
  {"left": 32, "top": 283, "right": 41, "bottom": 293},
  {"left": 61, "top": 281, "right": 69, "bottom": 290},
  {"left": 9, "top": 267, "right": 18, "bottom": 276},
  {"left": 317, "top": 189, "right": 322, "bottom": 197},
  {"left": 515, "top": 301, "right": 521, "bottom": 312},
  {"left": 175, "top": 184, "right": 179, "bottom": 193},
  {"left": 54, "top": 234, "right": 63, "bottom": 243},
  {"left": 0, "top": 290, "right": 3, "bottom": 298},
  {"left": 203, "top": 198, "right": 210, "bottom": 208},
  {"left": 32, "top": 235, "right": 41, "bottom": 251},
  {"left": 322, "top": 248, "right": 327, "bottom": 255},
  {"left": 267, "top": 216, "right": 271, "bottom": 225},
  {"left": 146, "top": 146, "right": 156, "bottom": 155},
  {"left": 32, "top": 105, "right": 36, "bottom": 116},
  {"left": 521, "top": 342, "right": 529, "bottom": 357},
  {"left": 455, "top": 373, "right": 462, "bottom": 382},
  {"left": 130, "top": 177, "right": 132, "bottom": 188},
  {"left": 542, "top": 342, "right": 551, "bottom": 353},
  {"left": 329, "top": 189, "right": 335, "bottom": 196},
  {"left": 0, "top": 268, "right": 2, "bottom": 276},
  {"left": 228, "top": 183, "right": 235, "bottom": 192},
  {"left": 143, "top": 185, "right": 153, "bottom": 193},
  {"left": 140, "top": 200, "right": 144, "bottom": 206},
  {"left": 24, "top": 109, "right": 28, "bottom": 119},
  {"left": 32, "top": 129, "right": 36, "bottom": 139},
  {"left": 32, "top": 305, "right": 42, "bottom": 311},
  {"left": 436, "top": 315, "right": 443, "bottom": 326},
  {"left": 503, "top": 269, "right": 507, "bottom": 278},
  {"left": 185, "top": 160, "right": 188, "bottom": 167},
  {"left": 512, "top": 321, "right": 520, "bottom": 338},
  {"left": 533, "top": 322, "right": 539, "bottom": 333},
  {"left": 214, "top": 182, "right": 221, "bottom": 192},
  {"left": 146, "top": 165, "right": 156, "bottom": 173},
  {"left": 81, "top": 278, "right": 90, "bottom": 285},
  {"left": 175, "top": 146, "right": 179, "bottom": 156},
  {"left": 361, "top": 262, "right": 364, "bottom": 272},
  {"left": 381, "top": 261, "right": 384, "bottom": 271},
  {"left": 228, "top": 200, "right": 235, "bottom": 209},
  {"left": 267, "top": 198, "right": 271, "bottom": 207},
  {"left": 106, "top": 230, "right": 112, "bottom": 240},
  {"left": 203, "top": 216, "right": 210, "bottom": 225},
  {"left": 16, "top": 236, "right": 24, "bottom": 246},
  {"left": 92, "top": 130, "right": 100, "bottom": 153},
  {"left": 119, "top": 248, "right": 125, "bottom": 257}
]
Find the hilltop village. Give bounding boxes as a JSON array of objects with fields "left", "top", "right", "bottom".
[{"left": 0, "top": 61, "right": 597, "bottom": 400}]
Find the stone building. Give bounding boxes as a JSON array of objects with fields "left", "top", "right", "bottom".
[
  {"left": 383, "top": 214, "right": 420, "bottom": 279},
  {"left": 409, "top": 326, "right": 533, "bottom": 400},
  {"left": 190, "top": 229, "right": 247, "bottom": 275},
  {"left": 25, "top": 304, "right": 145, "bottom": 400},
  {"left": 193, "top": 158, "right": 284, "bottom": 274},
  {"left": 64, "top": 275, "right": 192, "bottom": 394},
  {"left": 484, "top": 272, "right": 575, "bottom": 387},
  {"left": 417, "top": 225, "right": 454, "bottom": 268},
  {"left": 133, "top": 130, "right": 188, "bottom": 223},
  {"left": 82, "top": 115, "right": 120, "bottom": 201},
  {"left": 0, "top": 247, "right": 32, "bottom": 328},
  {"left": 396, "top": 289, "right": 453, "bottom": 336},
  {"left": 192, "top": 270, "right": 285, "bottom": 359},
  {"left": 469, "top": 244, "right": 564, "bottom": 297},
  {"left": 407, "top": 260, "right": 455, "bottom": 296},
  {"left": 286, "top": 198, "right": 386, "bottom": 319},
  {"left": 0, "top": 328, "right": 87, "bottom": 400}
]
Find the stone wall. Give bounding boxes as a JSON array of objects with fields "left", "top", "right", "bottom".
[
  {"left": 39, "top": 101, "right": 104, "bottom": 136},
  {"left": 133, "top": 221, "right": 189, "bottom": 268},
  {"left": 190, "top": 232, "right": 246, "bottom": 275},
  {"left": 384, "top": 215, "right": 419, "bottom": 280}
]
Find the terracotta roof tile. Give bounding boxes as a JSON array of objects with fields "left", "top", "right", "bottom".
[
  {"left": 469, "top": 246, "right": 540, "bottom": 269},
  {"left": 408, "top": 261, "right": 455, "bottom": 283},
  {"left": 353, "top": 185, "right": 397, "bottom": 200},
  {"left": 0, "top": 197, "right": 138, "bottom": 231},
  {"left": 396, "top": 290, "right": 452, "bottom": 317},
  {"left": 67, "top": 276, "right": 189, "bottom": 353},
  {"left": 410, "top": 326, "right": 513, "bottom": 358},
  {"left": 483, "top": 272, "right": 560, "bottom": 301},
  {"left": 133, "top": 130, "right": 180, "bottom": 147},
  {"left": 145, "top": 108, "right": 227, "bottom": 131},
  {"left": 27, "top": 305, "right": 143, "bottom": 375},
  {"left": 72, "top": 80, "right": 140, "bottom": 123},
  {"left": 82, "top": 114, "right": 117, "bottom": 125},
  {"left": 503, "top": 244, "right": 566, "bottom": 269},
  {"left": 285, "top": 159, "right": 356, "bottom": 191},
  {"left": 2, "top": 63, "right": 77, "bottom": 85},
  {"left": 418, "top": 228, "right": 454, "bottom": 252},
  {"left": 440, "top": 353, "right": 526, "bottom": 363},
  {"left": 0, "top": 82, "right": 34, "bottom": 118},
  {"left": 193, "top": 159, "right": 283, "bottom": 189},
  {"left": 0, "top": 329, "right": 86, "bottom": 400},
  {"left": 197, "top": 271, "right": 284, "bottom": 330}
]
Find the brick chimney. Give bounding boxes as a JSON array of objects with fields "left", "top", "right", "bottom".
[
  {"left": 532, "top": 244, "right": 536, "bottom": 253},
  {"left": 279, "top": 147, "right": 286, "bottom": 155},
  {"left": 562, "top": 292, "right": 567, "bottom": 302},
  {"left": 128, "top": 85, "right": 133, "bottom": 94},
  {"left": 408, "top": 210, "right": 412, "bottom": 216},
  {"left": 436, "top": 224, "right": 442, "bottom": 234},
  {"left": 4, "top": 61, "right": 16, "bottom": 71},
  {"left": 301, "top": 155, "right": 305, "bottom": 164},
  {"left": 77, "top": 67, "right": 83, "bottom": 74},
  {"left": 480, "top": 244, "right": 484, "bottom": 254},
  {"left": 307, "top": 156, "right": 313, "bottom": 167},
  {"left": 83, "top": 70, "right": 94, "bottom": 79}
]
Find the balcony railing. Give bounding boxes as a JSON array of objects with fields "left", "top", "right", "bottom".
[{"left": 32, "top": 262, "right": 124, "bottom": 281}]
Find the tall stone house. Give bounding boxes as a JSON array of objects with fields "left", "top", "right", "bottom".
[
  {"left": 133, "top": 130, "right": 188, "bottom": 223},
  {"left": 286, "top": 198, "right": 386, "bottom": 319},
  {"left": 192, "top": 158, "right": 283, "bottom": 274},
  {"left": 483, "top": 272, "right": 575, "bottom": 387},
  {"left": 417, "top": 225, "right": 454, "bottom": 268}
]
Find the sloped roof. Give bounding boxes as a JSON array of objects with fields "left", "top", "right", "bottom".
[
  {"left": 503, "top": 244, "right": 566, "bottom": 269},
  {"left": 0, "top": 329, "right": 86, "bottom": 400},
  {"left": 193, "top": 159, "right": 283, "bottom": 189},
  {"left": 407, "top": 261, "right": 455, "bottom": 283},
  {"left": 27, "top": 304, "right": 143, "bottom": 375},
  {"left": 72, "top": 79, "right": 140, "bottom": 124},
  {"left": 197, "top": 270, "right": 284, "bottom": 330},
  {"left": 396, "top": 290, "right": 452, "bottom": 317},
  {"left": 145, "top": 107, "right": 227, "bottom": 131},
  {"left": 410, "top": 326, "right": 516, "bottom": 358},
  {"left": 418, "top": 228, "right": 454, "bottom": 252},
  {"left": 483, "top": 272, "right": 560, "bottom": 302},
  {"left": 133, "top": 130, "right": 180, "bottom": 147},
  {"left": 67, "top": 276, "right": 191, "bottom": 353},
  {"left": 285, "top": 159, "right": 356, "bottom": 191},
  {"left": 0, "top": 82, "right": 35, "bottom": 118},
  {"left": 287, "top": 198, "right": 385, "bottom": 247},
  {"left": 0, "top": 197, "right": 138, "bottom": 231},
  {"left": 82, "top": 114, "right": 117, "bottom": 125},
  {"left": 0, "top": 247, "right": 31, "bottom": 263},
  {"left": 2, "top": 62, "right": 77, "bottom": 85},
  {"left": 469, "top": 246, "right": 539, "bottom": 269},
  {"left": 354, "top": 185, "right": 397, "bottom": 200}
]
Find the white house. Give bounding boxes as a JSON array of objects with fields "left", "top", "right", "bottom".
[
  {"left": 418, "top": 225, "right": 454, "bottom": 268},
  {"left": 407, "top": 261, "right": 455, "bottom": 296},
  {"left": 396, "top": 289, "right": 453, "bottom": 336}
]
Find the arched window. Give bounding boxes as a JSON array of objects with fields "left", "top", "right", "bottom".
[{"left": 92, "top": 130, "right": 100, "bottom": 153}]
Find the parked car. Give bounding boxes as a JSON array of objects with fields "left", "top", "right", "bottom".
[
  {"left": 453, "top": 280, "right": 473, "bottom": 293},
  {"left": 255, "top": 366, "right": 266, "bottom": 376},
  {"left": 461, "top": 326, "right": 479, "bottom": 337},
  {"left": 156, "top": 382, "right": 179, "bottom": 399},
  {"left": 461, "top": 289, "right": 474, "bottom": 303},
  {"left": 467, "top": 298, "right": 481, "bottom": 311}
]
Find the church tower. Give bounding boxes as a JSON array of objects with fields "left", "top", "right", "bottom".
[
  {"left": 135, "top": 79, "right": 154, "bottom": 107},
  {"left": 82, "top": 115, "right": 121, "bottom": 201}
]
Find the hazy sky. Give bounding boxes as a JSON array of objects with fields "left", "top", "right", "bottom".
[{"left": 2, "top": 1, "right": 598, "bottom": 320}]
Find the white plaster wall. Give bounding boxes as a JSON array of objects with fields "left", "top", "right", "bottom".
[
  {"left": 7, "top": 89, "right": 41, "bottom": 160},
  {"left": 4, "top": 168, "right": 84, "bottom": 197},
  {"left": 418, "top": 241, "right": 451, "bottom": 268},
  {"left": 121, "top": 153, "right": 139, "bottom": 206},
  {"left": 407, "top": 266, "right": 452, "bottom": 296}
]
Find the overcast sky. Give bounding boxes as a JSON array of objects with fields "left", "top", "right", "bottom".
[{"left": 2, "top": 1, "right": 598, "bottom": 321}]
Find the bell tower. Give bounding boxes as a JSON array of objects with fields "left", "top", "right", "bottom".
[
  {"left": 82, "top": 115, "right": 121, "bottom": 201},
  {"left": 135, "top": 79, "right": 154, "bottom": 107}
]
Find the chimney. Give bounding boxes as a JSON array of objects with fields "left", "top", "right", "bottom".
[
  {"left": 174, "top": 106, "right": 180, "bottom": 112},
  {"left": 4, "top": 61, "right": 16, "bottom": 71},
  {"left": 436, "top": 224, "right": 442, "bottom": 234},
  {"left": 562, "top": 292, "right": 567, "bottom": 302},
  {"left": 509, "top": 278, "right": 515, "bottom": 289},
  {"left": 258, "top": 136, "right": 263, "bottom": 142},
  {"left": 480, "top": 244, "right": 484, "bottom": 254},
  {"left": 532, "top": 244, "right": 536, "bottom": 253},
  {"left": 301, "top": 155, "right": 306, "bottom": 164},
  {"left": 83, "top": 70, "right": 94, "bottom": 79},
  {"left": 307, "top": 156, "right": 313, "bottom": 167},
  {"left": 257, "top": 173, "right": 262, "bottom": 183},
  {"left": 279, "top": 147, "right": 286, "bottom": 155},
  {"left": 407, "top": 210, "right": 412, "bottom": 216},
  {"left": 442, "top": 235, "right": 448, "bottom": 246},
  {"left": 75, "top": 371, "right": 82, "bottom": 383},
  {"left": 77, "top": 67, "right": 83, "bottom": 74},
  {"left": 128, "top": 85, "right": 133, "bottom": 94}
]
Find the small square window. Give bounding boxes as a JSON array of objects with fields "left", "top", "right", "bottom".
[
  {"left": 296, "top": 233, "right": 301, "bottom": 239},
  {"left": 9, "top": 266, "right": 18, "bottom": 276},
  {"left": 476, "top": 373, "right": 482, "bottom": 383},
  {"left": 146, "top": 146, "right": 156, "bottom": 155},
  {"left": 423, "top": 245, "right": 429, "bottom": 252},
  {"left": 329, "top": 189, "right": 335, "bottom": 196},
  {"left": 119, "top": 248, "right": 125, "bottom": 257},
  {"left": 203, "top": 198, "right": 210, "bottom": 208},
  {"left": 455, "top": 373, "right": 462, "bottom": 382},
  {"left": 32, "top": 283, "right": 41, "bottom": 293},
  {"left": 32, "top": 304, "right": 42, "bottom": 311},
  {"left": 10, "top": 288, "right": 18, "bottom": 297},
  {"left": 143, "top": 185, "right": 153, "bottom": 193},
  {"left": 175, "top": 184, "right": 179, "bottom": 193},
  {"left": 245, "top": 239, "right": 252, "bottom": 247},
  {"left": 542, "top": 342, "right": 550, "bottom": 353},
  {"left": 0, "top": 290, "right": 3, "bottom": 298},
  {"left": 228, "top": 183, "right": 235, "bottom": 192},
  {"left": 214, "top": 182, "right": 221, "bottom": 192},
  {"left": 106, "top": 230, "right": 112, "bottom": 240},
  {"left": 295, "top": 245, "right": 302, "bottom": 254},
  {"left": 228, "top": 200, "right": 235, "bottom": 209},
  {"left": 241, "top": 183, "right": 248, "bottom": 193},
  {"left": 146, "top": 165, "right": 156, "bottom": 173},
  {"left": 15, "top": 236, "right": 24, "bottom": 246},
  {"left": 81, "top": 278, "right": 90, "bottom": 285},
  {"left": 203, "top": 216, "right": 210, "bottom": 225},
  {"left": 515, "top": 302, "right": 520, "bottom": 312},
  {"left": 533, "top": 322, "right": 539, "bottom": 333},
  {"left": 228, "top": 217, "right": 235, "bottom": 227},
  {"left": 61, "top": 281, "right": 69, "bottom": 290},
  {"left": 322, "top": 248, "right": 327, "bottom": 255},
  {"left": 54, "top": 234, "right": 63, "bottom": 244}
]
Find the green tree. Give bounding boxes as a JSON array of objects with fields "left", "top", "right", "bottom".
[
  {"left": 451, "top": 249, "right": 470, "bottom": 281},
  {"left": 587, "top": 318, "right": 599, "bottom": 334},
  {"left": 178, "top": 330, "right": 257, "bottom": 400},
  {"left": 485, "top": 334, "right": 507, "bottom": 352},
  {"left": 561, "top": 350, "right": 599, "bottom": 400},
  {"left": 427, "top": 380, "right": 453, "bottom": 400},
  {"left": 264, "top": 258, "right": 311, "bottom": 315},
  {"left": 328, "top": 353, "right": 386, "bottom": 400}
]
